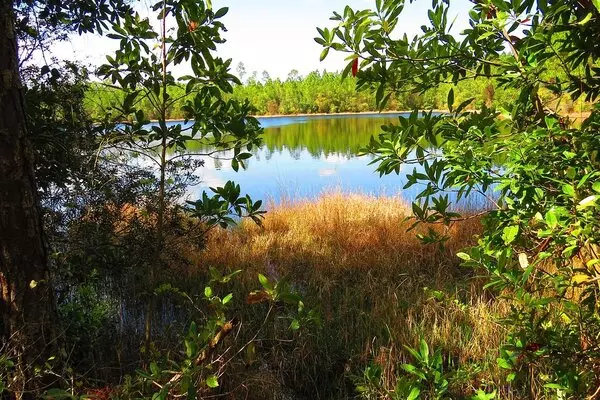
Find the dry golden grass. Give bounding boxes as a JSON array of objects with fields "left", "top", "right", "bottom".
[
  {"left": 199, "top": 192, "right": 480, "bottom": 273},
  {"left": 192, "top": 192, "right": 510, "bottom": 397}
]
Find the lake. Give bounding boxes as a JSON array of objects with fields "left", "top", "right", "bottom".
[
  {"left": 181, "top": 113, "right": 411, "bottom": 202},
  {"left": 175, "top": 113, "right": 488, "bottom": 207}
]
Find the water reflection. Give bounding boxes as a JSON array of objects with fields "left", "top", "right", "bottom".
[{"left": 175, "top": 114, "right": 488, "bottom": 207}]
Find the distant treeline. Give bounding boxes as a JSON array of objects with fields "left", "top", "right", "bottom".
[{"left": 85, "top": 66, "right": 590, "bottom": 120}]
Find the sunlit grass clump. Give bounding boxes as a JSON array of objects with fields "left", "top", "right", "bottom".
[{"left": 190, "top": 191, "right": 509, "bottom": 398}]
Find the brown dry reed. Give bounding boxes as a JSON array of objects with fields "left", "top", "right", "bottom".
[{"left": 189, "top": 191, "right": 510, "bottom": 399}]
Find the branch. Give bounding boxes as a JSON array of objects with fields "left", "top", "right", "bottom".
[{"left": 164, "top": 318, "right": 239, "bottom": 388}]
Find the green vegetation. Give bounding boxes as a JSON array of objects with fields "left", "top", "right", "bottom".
[
  {"left": 1, "top": 0, "right": 599, "bottom": 398},
  {"left": 231, "top": 69, "right": 520, "bottom": 115},
  {"left": 317, "top": 0, "right": 600, "bottom": 398},
  {"left": 86, "top": 61, "right": 592, "bottom": 120}
]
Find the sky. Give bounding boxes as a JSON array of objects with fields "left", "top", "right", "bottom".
[{"left": 49, "top": 0, "right": 473, "bottom": 80}]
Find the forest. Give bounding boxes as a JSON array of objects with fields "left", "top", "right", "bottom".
[
  {"left": 85, "top": 61, "right": 590, "bottom": 120},
  {"left": 1, "top": 0, "right": 600, "bottom": 399}
]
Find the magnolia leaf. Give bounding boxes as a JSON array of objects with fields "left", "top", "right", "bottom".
[{"left": 447, "top": 87, "right": 454, "bottom": 112}]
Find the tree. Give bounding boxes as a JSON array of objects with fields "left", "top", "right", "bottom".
[
  {"left": 287, "top": 69, "right": 300, "bottom": 82},
  {"left": 2, "top": 0, "right": 130, "bottom": 395},
  {"left": 236, "top": 61, "right": 247, "bottom": 82},
  {"left": 319, "top": 0, "right": 600, "bottom": 397},
  {"left": 96, "top": 1, "right": 264, "bottom": 347},
  {"left": 0, "top": 0, "right": 57, "bottom": 395},
  {"left": 262, "top": 70, "right": 271, "bottom": 83}
]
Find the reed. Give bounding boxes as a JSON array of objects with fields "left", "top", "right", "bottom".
[{"left": 191, "top": 191, "right": 510, "bottom": 398}]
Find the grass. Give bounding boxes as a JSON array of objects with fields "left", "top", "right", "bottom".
[{"left": 189, "top": 191, "right": 511, "bottom": 399}]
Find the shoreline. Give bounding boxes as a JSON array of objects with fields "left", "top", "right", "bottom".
[
  {"left": 143, "top": 109, "right": 590, "bottom": 124},
  {"left": 157, "top": 109, "right": 447, "bottom": 123},
  {"left": 251, "top": 110, "right": 446, "bottom": 119}
]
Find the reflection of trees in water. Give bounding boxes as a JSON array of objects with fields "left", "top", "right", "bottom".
[
  {"left": 213, "top": 158, "right": 223, "bottom": 170},
  {"left": 289, "top": 149, "right": 302, "bottom": 160},
  {"left": 185, "top": 116, "right": 402, "bottom": 160},
  {"left": 263, "top": 116, "right": 398, "bottom": 157},
  {"left": 265, "top": 149, "right": 273, "bottom": 161}
]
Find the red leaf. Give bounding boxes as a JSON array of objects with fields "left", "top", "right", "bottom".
[{"left": 351, "top": 58, "right": 359, "bottom": 77}]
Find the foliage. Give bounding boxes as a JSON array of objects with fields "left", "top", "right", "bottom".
[
  {"left": 6, "top": 0, "right": 268, "bottom": 396},
  {"left": 88, "top": 0, "right": 267, "bottom": 357},
  {"left": 355, "top": 339, "right": 451, "bottom": 400},
  {"left": 319, "top": 0, "right": 600, "bottom": 397},
  {"left": 87, "top": 57, "right": 591, "bottom": 119},
  {"left": 96, "top": 0, "right": 263, "bottom": 218},
  {"left": 127, "top": 270, "right": 315, "bottom": 400},
  {"left": 22, "top": 62, "right": 99, "bottom": 193},
  {"left": 86, "top": 69, "right": 527, "bottom": 118}
]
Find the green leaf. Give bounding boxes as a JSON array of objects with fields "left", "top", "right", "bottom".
[
  {"left": 290, "top": 319, "right": 300, "bottom": 330},
  {"left": 578, "top": 12, "right": 593, "bottom": 25},
  {"left": 419, "top": 339, "right": 429, "bottom": 362},
  {"left": 457, "top": 252, "right": 471, "bottom": 261},
  {"left": 577, "top": 195, "right": 597, "bottom": 209},
  {"left": 222, "top": 293, "right": 233, "bottom": 305},
  {"left": 407, "top": 387, "right": 421, "bottom": 400},
  {"left": 150, "top": 362, "right": 160, "bottom": 375},
  {"left": 185, "top": 339, "right": 196, "bottom": 358},
  {"left": 502, "top": 225, "right": 519, "bottom": 245},
  {"left": 258, "top": 273, "right": 273, "bottom": 290},
  {"left": 562, "top": 184, "right": 575, "bottom": 197},
  {"left": 206, "top": 375, "right": 219, "bottom": 388},
  {"left": 497, "top": 358, "right": 513, "bottom": 369},
  {"left": 545, "top": 209, "right": 559, "bottom": 228},
  {"left": 204, "top": 286, "right": 213, "bottom": 298},
  {"left": 214, "top": 7, "right": 228, "bottom": 18},
  {"left": 447, "top": 88, "right": 454, "bottom": 112},
  {"left": 376, "top": 83, "right": 385, "bottom": 106}
]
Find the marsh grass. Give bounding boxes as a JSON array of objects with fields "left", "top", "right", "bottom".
[{"left": 189, "top": 191, "right": 510, "bottom": 399}]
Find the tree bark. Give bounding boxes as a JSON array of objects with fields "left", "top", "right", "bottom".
[{"left": 0, "top": 0, "right": 57, "bottom": 397}]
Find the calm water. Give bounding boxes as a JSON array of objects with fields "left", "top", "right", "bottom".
[{"left": 173, "top": 113, "right": 487, "bottom": 206}]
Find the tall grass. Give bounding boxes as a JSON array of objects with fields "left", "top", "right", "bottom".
[{"left": 191, "top": 191, "right": 510, "bottom": 399}]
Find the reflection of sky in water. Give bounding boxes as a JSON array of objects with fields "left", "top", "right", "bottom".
[
  {"left": 167, "top": 114, "right": 490, "bottom": 207},
  {"left": 193, "top": 147, "right": 411, "bottom": 203}
]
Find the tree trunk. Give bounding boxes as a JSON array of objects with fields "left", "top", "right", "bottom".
[{"left": 0, "top": 0, "right": 57, "bottom": 397}]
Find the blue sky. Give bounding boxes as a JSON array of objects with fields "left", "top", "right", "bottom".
[{"left": 49, "top": 0, "right": 472, "bottom": 80}]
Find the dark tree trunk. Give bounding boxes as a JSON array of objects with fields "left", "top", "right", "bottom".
[{"left": 0, "top": 0, "right": 57, "bottom": 397}]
